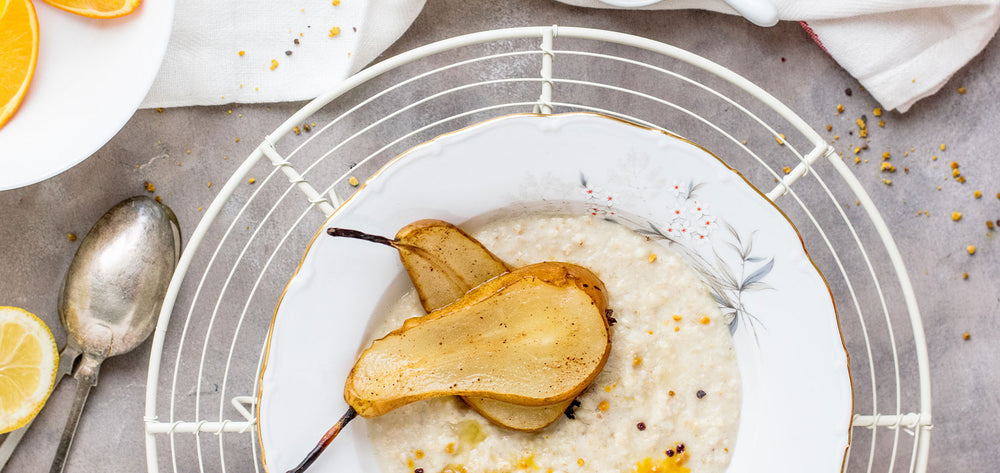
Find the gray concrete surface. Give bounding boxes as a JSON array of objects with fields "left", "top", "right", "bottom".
[{"left": 1, "top": 1, "right": 998, "bottom": 471}]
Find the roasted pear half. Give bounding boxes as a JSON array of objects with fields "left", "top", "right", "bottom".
[
  {"left": 328, "top": 220, "right": 580, "bottom": 430},
  {"left": 344, "top": 261, "right": 611, "bottom": 418},
  {"left": 328, "top": 219, "right": 512, "bottom": 312}
]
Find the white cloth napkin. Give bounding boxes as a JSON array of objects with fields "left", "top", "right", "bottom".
[
  {"left": 141, "top": 0, "right": 425, "bottom": 108},
  {"left": 557, "top": 0, "right": 1000, "bottom": 112}
]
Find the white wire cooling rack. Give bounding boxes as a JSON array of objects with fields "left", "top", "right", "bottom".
[{"left": 143, "top": 26, "right": 932, "bottom": 473}]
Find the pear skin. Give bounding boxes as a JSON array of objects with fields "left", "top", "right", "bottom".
[{"left": 344, "top": 262, "right": 611, "bottom": 418}]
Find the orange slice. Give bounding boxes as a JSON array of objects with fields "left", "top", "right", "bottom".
[
  {"left": 0, "top": 0, "right": 39, "bottom": 131},
  {"left": 41, "top": 0, "right": 140, "bottom": 19}
]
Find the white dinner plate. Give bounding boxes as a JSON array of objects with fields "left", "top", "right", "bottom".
[
  {"left": 0, "top": 0, "right": 173, "bottom": 190},
  {"left": 258, "top": 113, "right": 852, "bottom": 472}
]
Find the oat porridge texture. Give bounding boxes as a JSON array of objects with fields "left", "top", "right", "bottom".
[{"left": 367, "top": 215, "right": 741, "bottom": 473}]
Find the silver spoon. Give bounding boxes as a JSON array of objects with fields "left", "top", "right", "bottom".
[{"left": 44, "top": 196, "right": 181, "bottom": 473}]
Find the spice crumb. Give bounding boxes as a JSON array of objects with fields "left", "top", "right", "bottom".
[
  {"left": 155, "top": 196, "right": 162, "bottom": 203},
  {"left": 293, "top": 126, "right": 301, "bottom": 135},
  {"left": 155, "top": 108, "right": 164, "bottom": 113},
  {"left": 67, "top": 233, "right": 77, "bottom": 242},
  {"left": 668, "top": 390, "right": 675, "bottom": 397},
  {"left": 696, "top": 390, "right": 707, "bottom": 399},
  {"left": 349, "top": 176, "right": 360, "bottom": 187},
  {"left": 285, "top": 50, "right": 293, "bottom": 56},
  {"left": 958, "top": 87, "right": 967, "bottom": 94},
  {"left": 963, "top": 272, "right": 969, "bottom": 280},
  {"left": 826, "top": 124, "right": 832, "bottom": 132},
  {"left": 987, "top": 221, "right": 995, "bottom": 230},
  {"left": 636, "top": 422, "right": 646, "bottom": 431}
]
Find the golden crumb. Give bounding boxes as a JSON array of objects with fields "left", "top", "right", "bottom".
[
  {"left": 958, "top": 87, "right": 967, "bottom": 94},
  {"left": 775, "top": 134, "right": 785, "bottom": 145},
  {"left": 882, "top": 151, "right": 891, "bottom": 160},
  {"left": 446, "top": 443, "right": 455, "bottom": 454},
  {"left": 577, "top": 459, "right": 585, "bottom": 466},
  {"left": 329, "top": 26, "right": 341, "bottom": 37},
  {"left": 155, "top": 108, "right": 163, "bottom": 113},
  {"left": 854, "top": 146, "right": 861, "bottom": 154},
  {"left": 672, "top": 314, "right": 682, "bottom": 322},
  {"left": 878, "top": 120, "right": 885, "bottom": 128},
  {"left": 950, "top": 161, "right": 959, "bottom": 169},
  {"left": 144, "top": 181, "right": 155, "bottom": 192},
  {"left": 332, "top": 0, "right": 340, "bottom": 4},
  {"left": 952, "top": 168, "right": 961, "bottom": 177},
  {"left": 67, "top": 233, "right": 77, "bottom": 242},
  {"left": 293, "top": 126, "right": 301, "bottom": 135},
  {"left": 674, "top": 326, "right": 680, "bottom": 332},
  {"left": 782, "top": 166, "right": 791, "bottom": 174},
  {"left": 860, "top": 128, "right": 868, "bottom": 138},
  {"left": 952, "top": 212, "right": 962, "bottom": 221},
  {"left": 197, "top": 207, "right": 203, "bottom": 212},
  {"left": 598, "top": 400, "right": 609, "bottom": 411},
  {"left": 155, "top": 196, "right": 162, "bottom": 203},
  {"left": 238, "top": 50, "right": 245, "bottom": 56},
  {"left": 227, "top": 110, "right": 232, "bottom": 114},
  {"left": 932, "top": 155, "right": 938, "bottom": 161},
  {"left": 881, "top": 178, "right": 892, "bottom": 186},
  {"left": 415, "top": 450, "right": 424, "bottom": 459},
  {"left": 967, "top": 245, "right": 976, "bottom": 255},
  {"left": 940, "top": 144, "right": 946, "bottom": 151},
  {"left": 700, "top": 316, "right": 711, "bottom": 325},
  {"left": 207, "top": 181, "right": 212, "bottom": 188},
  {"left": 855, "top": 118, "right": 865, "bottom": 128},
  {"left": 963, "top": 332, "right": 971, "bottom": 340},
  {"left": 349, "top": 176, "right": 360, "bottom": 187},
  {"left": 880, "top": 162, "right": 896, "bottom": 172},
  {"left": 854, "top": 156, "right": 861, "bottom": 164},
  {"left": 633, "top": 356, "right": 642, "bottom": 366},
  {"left": 873, "top": 107, "right": 882, "bottom": 117},
  {"left": 248, "top": 178, "right": 256, "bottom": 184},
  {"left": 963, "top": 272, "right": 969, "bottom": 280},
  {"left": 186, "top": 149, "right": 191, "bottom": 154},
  {"left": 648, "top": 253, "right": 657, "bottom": 263},
  {"left": 270, "top": 59, "right": 278, "bottom": 70},
  {"left": 988, "top": 221, "right": 996, "bottom": 230},
  {"left": 974, "top": 190, "right": 982, "bottom": 198},
  {"left": 957, "top": 176, "right": 966, "bottom": 183},
  {"left": 826, "top": 124, "right": 832, "bottom": 131},
  {"left": 836, "top": 104, "right": 844, "bottom": 114}
]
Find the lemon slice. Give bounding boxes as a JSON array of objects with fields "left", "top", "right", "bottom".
[{"left": 0, "top": 306, "right": 58, "bottom": 433}]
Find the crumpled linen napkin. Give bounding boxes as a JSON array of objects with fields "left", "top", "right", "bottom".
[
  {"left": 557, "top": 0, "right": 1000, "bottom": 112},
  {"left": 141, "top": 0, "right": 425, "bottom": 108}
]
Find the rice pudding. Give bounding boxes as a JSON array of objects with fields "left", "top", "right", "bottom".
[{"left": 367, "top": 215, "right": 741, "bottom": 473}]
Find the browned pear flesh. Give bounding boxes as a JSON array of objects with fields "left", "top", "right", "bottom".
[
  {"left": 394, "top": 219, "right": 512, "bottom": 313},
  {"left": 344, "top": 262, "right": 611, "bottom": 419},
  {"left": 329, "top": 221, "right": 577, "bottom": 430}
]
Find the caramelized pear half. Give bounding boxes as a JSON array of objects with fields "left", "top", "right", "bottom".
[{"left": 345, "top": 262, "right": 611, "bottom": 418}]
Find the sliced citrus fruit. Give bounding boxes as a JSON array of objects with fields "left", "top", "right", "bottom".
[
  {"left": 40, "top": 0, "right": 140, "bottom": 19},
  {"left": 0, "top": 0, "right": 39, "bottom": 131},
  {"left": 0, "top": 306, "right": 58, "bottom": 434}
]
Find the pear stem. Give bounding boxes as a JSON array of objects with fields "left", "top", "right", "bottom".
[
  {"left": 286, "top": 407, "right": 358, "bottom": 473},
  {"left": 326, "top": 228, "right": 396, "bottom": 247}
]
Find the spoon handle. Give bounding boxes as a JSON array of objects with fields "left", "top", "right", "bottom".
[
  {"left": 48, "top": 352, "right": 101, "bottom": 473},
  {"left": 0, "top": 343, "right": 82, "bottom": 471}
]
